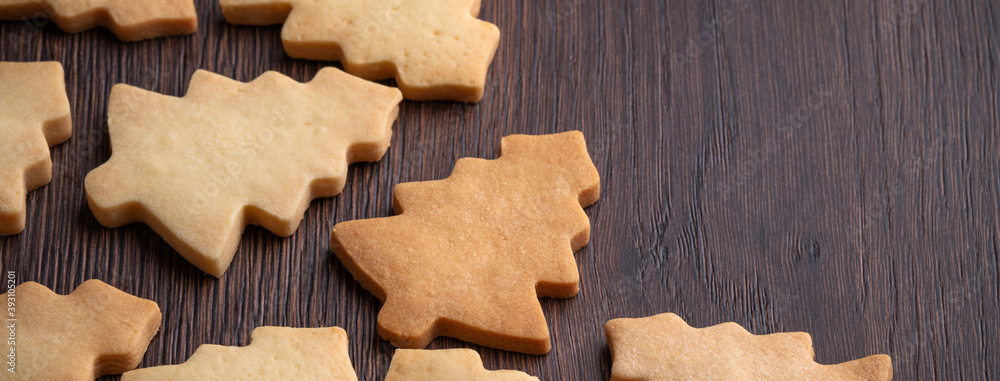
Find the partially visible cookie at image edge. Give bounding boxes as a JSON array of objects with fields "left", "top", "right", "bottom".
[
  {"left": 605, "top": 313, "right": 893, "bottom": 381},
  {"left": 220, "top": 0, "right": 500, "bottom": 102},
  {"left": 6, "top": 280, "right": 161, "bottom": 381},
  {"left": 122, "top": 327, "right": 357, "bottom": 380},
  {"left": 0, "top": 61, "right": 71, "bottom": 235},
  {"left": 0, "top": 0, "right": 197, "bottom": 41},
  {"left": 385, "top": 349, "right": 539, "bottom": 381}
]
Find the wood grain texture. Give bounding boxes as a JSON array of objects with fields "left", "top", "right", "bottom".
[{"left": 1, "top": 0, "right": 998, "bottom": 379}]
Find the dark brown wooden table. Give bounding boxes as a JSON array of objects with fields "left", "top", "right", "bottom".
[{"left": 2, "top": 0, "right": 998, "bottom": 379}]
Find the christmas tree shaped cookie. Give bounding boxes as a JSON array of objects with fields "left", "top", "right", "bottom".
[
  {"left": 605, "top": 313, "right": 893, "bottom": 381},
  {"left": 331, "top": 131, "right": 601, "bottom": 354},
  {"left": 85, "top": 68, "right": 402, "bottom": 277},
  {"left": 122, "top": 327, "right": 357, "bottom": 380},
  {"left": 0, "top": 61, "right": 71, "bottom": 235},
  {"left": 0, "top": 0, "right": 197, "bottom": 41},
  {"left": 9, "top": 280, "right": 162, "bottom": 380},
  {"left": 385, "top": 349, "right": 539, "bottom": 381},
  {"left": 220, "top": 0, "right": 500, "bottom": 102}
]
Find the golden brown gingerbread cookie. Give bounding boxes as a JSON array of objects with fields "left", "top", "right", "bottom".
[
  {"left": 85, "top": 68, "right": 402, "bottom": 277},
  {"left": 220, "top": 0, "right": 500, "bottom": 102},
  {"left": 605, "top": 313, "right": 893, "bottom": 381},
  {"left": 331, "top": 131, "right": 600, "bottom": 354},
  {"left": 0, "top": 61, "right": 71, "bottom": 235},
  {"left": 7, "top": 280, "right": 162, "bottom": 380}
]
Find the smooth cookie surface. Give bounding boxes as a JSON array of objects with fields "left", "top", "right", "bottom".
[
  {"left": 221, "top": 0, "right": 500, "bottom": 102},
  {"left": 85, "top": 68, "right": 402, "bottom": 276},
  {"left": 385, "top": 349, "right": 538, "bottom": 381},
  {"left": 0, "top": 0, "right": 197, "bottom": 41},
  {"left": 331, "top": 131, "right": 600, "bottom": 354},
  {"left": 605, "top": 313, "right": 893, "bottom": 381},
  {"left": 0, "top": 61, "right": 71, "bottom": 235},
  {"left": 6, "top": 280, "right": 161, "bottom": 380},
  {"left": 122, "top": 327, "right": 357, "bottom": 380}
]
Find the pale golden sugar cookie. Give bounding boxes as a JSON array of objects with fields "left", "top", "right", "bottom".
[
  {"left": 0, "top": 61, "right": 71, "bottom": 235},
  {"left": 331, "top": 131, "right": 601, "bottom": 354},
  {"left": 121, "top": 327, "right": 357, "bottom": 381},
  {"left": 85, "top": 68, "right": 402, "bottom": 277},
  {"left": 605, "top": 313, "right": 893, "bottom": 381},
  {"left": 7, "top": 280, "right": 162, "bottom": 380},
  {"left": 0, "top": 0, "right": 197, "bottom": 41},
  {"left": 221, "top": 0, "right": 501, "bottom": 102},
  {"left": 385, "top": 349, "right": 539, "bottom": 381}
]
